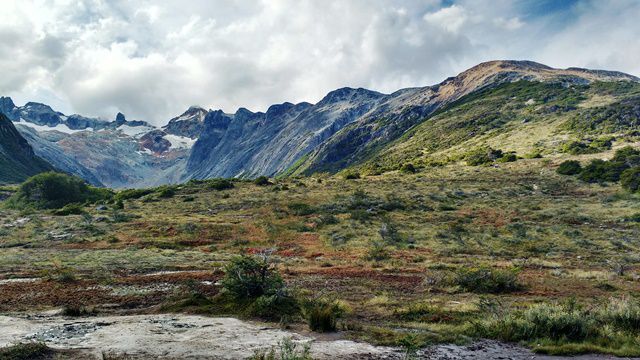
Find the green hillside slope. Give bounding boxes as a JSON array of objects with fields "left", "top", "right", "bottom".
[{"left": 360, "top": 80, "right": 640, "bottom": 173}]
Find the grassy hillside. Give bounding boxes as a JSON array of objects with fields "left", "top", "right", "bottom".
[
  {"left": 357, "top": 80, "right": 640, "bottom": 173},
  {"left": 2, "top": 156, "right": 640, "bottom": 355}
]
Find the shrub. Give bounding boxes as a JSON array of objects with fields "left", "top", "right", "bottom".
[
  {"left": 557, "top": 160, "right": 582, "bottom": 175},
  {"left": 578, "top": 159, "right": 628, "bottom": 183},
  {"left": 53, "top": 203, "right": 86, "bottom": 216},
  {"left": 379, "top": 221, "right": 403, "bottom": 244},
  {"left": 524, "top": 151, "right": 543, "bottom": 159},
  {"left": 156, "top": 185, "right": 177, "bottom": 198},
  {"left": 6, "top": 172, "right": 112, "bottom": 209},
  {"left": 0, "top": 343, "right": 52, "bottom": 359},
  {"left": 400, "top": 163, "right": 417, "bottom": 174},
  {"left": 254, "top": 176, "right": 272, "bottom": 186},
  {"left": 114, "top": 188, "right": 154, "bottom": 201},
  {"left": 497, "top": 153, "right": 517, "bottom": 163},
  {"left": 465, "top": 147, "right": 502, "bottom": 166},
  {"left": 62, "top": 305, "right": 95, "bottom": 317},
  {"left": 454, "top": 266, "right": 522, "bottom": 293},
  {"left": 208, "top": 178, "right": 234, "bottom": 191},
  {"left": 612, "top": 146, "right": 640, "bottom": 166},
  {"left": 562, "top": 141, "right": 591, "bottom": 155},
  {"left": 343, "top": 171, "right": 361, "bottom": 180},
  {"left": 248, "top": 291, "right": 300, "bottom": 321},
  {"left": 222, "top": 255, "right": 284, "bottom": 300},
  {"left": 287, "top": 203, "right": 315, "bottom": 216},
  {"left": 365, "top": 239, "right": 390, "bottom": 261},
  {"left": 620, "top": 167, "right": 640, "bottom": 193}
]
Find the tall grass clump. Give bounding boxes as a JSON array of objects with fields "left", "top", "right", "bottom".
[
  {"left": 221, "top": 255, "right": 299, "bottom": 321},
  {"left": 302, "top": 298, "right": 347, "bottom": 332},
  {"left": 475, "top": 297, "right": 640, "bottom": 355},
  {"left": 454, "top": 266, "right": 522, "bottom": 293}
]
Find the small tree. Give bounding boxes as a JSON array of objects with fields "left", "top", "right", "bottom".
[
  {"left": 557, "top": 160, "right": 582, "bottom": 175},
  {"left": 222, "top": 255, "right": 284, "bottom": 299}
]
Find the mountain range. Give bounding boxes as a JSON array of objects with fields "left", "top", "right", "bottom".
[{"left": 1, "top": 60, "right": 639, "bottom": 187}]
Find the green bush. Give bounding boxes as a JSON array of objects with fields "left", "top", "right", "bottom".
[
  {"left": 620, "top": 167, "right": 640, "bottom": 193},
  {"left": 53, "top": 203, "right": 86, "bottom": 216},
  {"left": 465, "top": 147, "right": 502, "bottom": 166},
  {"left": 156, "top": 185, "right": 177, "bottom": 198},
  {"left": 6, "top": 172, "right": 112, "bottom": 209},
  {"left": 343, "top": 171, "right": 361, "bottom": 180},
  {"left": 222, "top": 255, "right": 284, "bottom": 300},
  {"left": 365, "top": 239, "right": 390, "bottom": 261},
  {"left": 562, "top": 138, "right": 612, "bottom": 155},
  {"left": 287, "top": 203, "right": 315, "bottom": 216},
  {"left": 562, "top": 141, "right": 592, "bottom": 155},
  {"left": 248, "top": 292, "right": 300, "bottom": 321},
  {"left": 497, "top": 153, "right": 517, "bottom": 163},
  {"left": 454, "top": 266, "right": 522, "bottom": 293},
  {"left": 612, "top": 146, "right": 640, "bottom": 166},
  {"left": 254, "top": 176, "right": 272, "bottom": 186},
  {"left": 207, "top": 178, "right": 234, "bottom": 190},
  {"left": 114, "top": 188, "right": 154, "bottom": 202},
  {"left": 0, "top": 343, "right": 52, "bottom": 360},
  {"left": 578, "top": 159, "right": 628, "bottom": 183},
  {"left": 557, "top": 160, "right": 582, "bottom": 175},
  {"left": 400, "top": 163, "right": 417, "bottom": 174}
]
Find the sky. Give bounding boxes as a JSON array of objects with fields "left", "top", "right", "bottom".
[{"left": 1, "top": 0, "right": 639, "bottom": 125}]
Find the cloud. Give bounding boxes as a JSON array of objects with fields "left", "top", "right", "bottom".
[
  {"left": 423, "top": 5, "right": 468, "bottom": 33},
  {"left": 0, "top": 0, "right": 638, "bottom": 125}
]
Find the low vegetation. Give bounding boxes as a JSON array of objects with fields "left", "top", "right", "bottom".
[
  {"left": 2, "top": 142, "right": 640, "bottom": 356},
  {"left": 0, "top": 343, "right": 52, "bottom": 360},
  {"left": 476, "top": 297, "right": 640, "bottom": 356},
  {"left": 5, "top": 172, "right": 112, "bottom": 210}
]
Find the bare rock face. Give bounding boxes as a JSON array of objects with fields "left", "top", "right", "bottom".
[
  {"left": 140, "top": 130, "right": 172, "bottom": 154},
  {"left": 163, "top": 106, "right": 208, "bottom": 139},
  {"left": 0, "top": 113, "right": 54, "bottom": 183}
]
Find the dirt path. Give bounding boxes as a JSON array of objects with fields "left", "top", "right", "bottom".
[{"left": 0, "top": 313, "right": 635, "bottom": 359}]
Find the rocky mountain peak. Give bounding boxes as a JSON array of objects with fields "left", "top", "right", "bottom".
[
  {"left": 0, "top": 96, "right": 15, "bottom": 115},
  {"left": 115, "top": 112, "right": 126, "bottom": 125},
  {"left": 319, "top": 87, "right": 384, "bottom": 105}
]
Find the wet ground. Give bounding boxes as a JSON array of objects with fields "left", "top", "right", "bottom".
[{"left": 0, "top": 312, "right": 637, "bottom": 359}]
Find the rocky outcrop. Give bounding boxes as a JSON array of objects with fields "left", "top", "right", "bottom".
[{"left": 163, "top": 106, "right": 208, "bottom": 139}]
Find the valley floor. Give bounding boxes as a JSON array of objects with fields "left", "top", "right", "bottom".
[{"left": 1, "top": 154, "right": 640, "bottom": 358}]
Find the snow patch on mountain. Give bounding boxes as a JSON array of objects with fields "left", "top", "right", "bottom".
[
  {"left": 13, "top": 119, "right": 90, "bottom": 134},
  {"left": 164, "top": 134, "right": 197, "bottom": 149},
  {"left": 117, "top": 124, "right": 156, "bottom": 138}
]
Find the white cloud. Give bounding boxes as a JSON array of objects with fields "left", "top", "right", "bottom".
[
  {"left": 423, "top": 5, "right": 468, "bottom": 33},
  {"left": 0, "top": 0, "right": 638, "bottom": 125}
]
